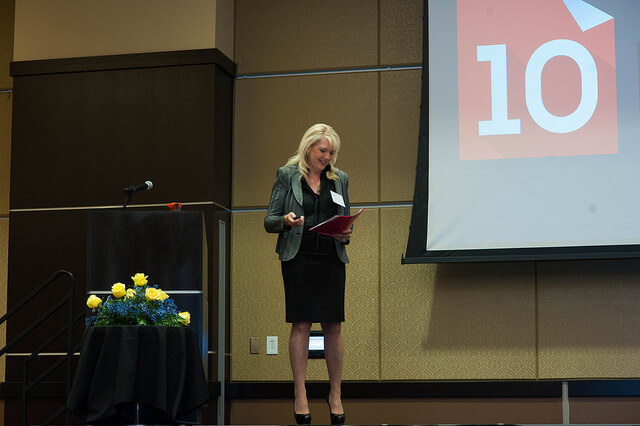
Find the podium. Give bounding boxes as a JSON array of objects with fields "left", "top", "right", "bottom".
[
  {"left": 83, "top": 211, "right": 208, "bottom": 423},
  {"left": 86, "top": 210, "right": 208, "bottom": 360}
]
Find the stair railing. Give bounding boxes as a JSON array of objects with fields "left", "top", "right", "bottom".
[{"left": 0, "top": 270, "right": 76, "bottom": 426}]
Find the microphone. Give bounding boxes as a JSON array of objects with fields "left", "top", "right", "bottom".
[{"left": 123, "top": 180, "right": 153, "bottom": 194}]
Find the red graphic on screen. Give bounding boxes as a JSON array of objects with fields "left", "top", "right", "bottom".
[{"left": 457, "top": 0, "right": 618, "bottom": 160}]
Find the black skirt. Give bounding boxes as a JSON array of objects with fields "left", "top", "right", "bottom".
[{"left": 281, "top": 233, "right": 345, "bottom": 323}]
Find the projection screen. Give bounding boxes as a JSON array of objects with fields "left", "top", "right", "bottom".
[{"left": 404, "top": 0, "right": 640, "bottom": 263}]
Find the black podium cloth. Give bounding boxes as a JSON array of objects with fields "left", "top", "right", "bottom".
[{"left": 67, "top": 326, "right": 208, "bottom": 424}]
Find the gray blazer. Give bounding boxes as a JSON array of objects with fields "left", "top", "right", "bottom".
[{"left": 264, "top": 164, "right": 350, "bottom": 263}]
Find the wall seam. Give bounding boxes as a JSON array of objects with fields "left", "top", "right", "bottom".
[
  {"left": 377, "top": 66, "right": 382, "bottom": 200},
  {"left": 236, "top": 65, "right": 421, "bottom": 80},
  {"left": 10, "top": 203, "right": 414, "bottom": 215},
  {"left": 10, "top": 201, "right": 231, "bottom": 213},
  {"left": 234, "top": 203, "right": 412, "bottom": 213},
  {"left": 377, "top": 0, "right": 382, "bottom": 67},
  {"left": 377, "top": 0, "right": 382, "bottom": 382},
  {"left": 377, "top": 207, "right": 383, "bottom": 381},
  {"left": 11, "top": 203, "right": 411, "bottom": 214}
]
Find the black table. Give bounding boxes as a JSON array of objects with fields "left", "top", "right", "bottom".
[{"left": 67, "top": 325, "right": 208, "bottom": 424}]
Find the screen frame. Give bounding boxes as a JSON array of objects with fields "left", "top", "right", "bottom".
[{"left": 403, "top": 0, "right": 640, "bottom": 264}]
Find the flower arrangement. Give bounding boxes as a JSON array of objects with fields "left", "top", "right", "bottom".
[{"left": 86, "top": 273, "right": 191, "bottom": 327}]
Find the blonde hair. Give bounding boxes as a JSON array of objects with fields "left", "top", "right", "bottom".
[{"left": 286, "top": 123, "right": 341, "bottom": 180}]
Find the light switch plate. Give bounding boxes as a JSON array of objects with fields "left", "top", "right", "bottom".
[
  {"left": 266, "top": 336, "right": 278, "bottom": 355},
  {"left": 250, "top": 337, "right": 260, "bottom": 354}
]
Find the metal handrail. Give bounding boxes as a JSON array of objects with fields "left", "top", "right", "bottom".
[{"left": 0, "top": 270, "right": 76, "bottom": 426}]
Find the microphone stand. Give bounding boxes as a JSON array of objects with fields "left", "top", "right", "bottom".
[
  {"left": 122, "top": 181, "right": 152, "bottom": 210},
  {"left": 122, "top": 190, "right": 133, "bottom": 211}
]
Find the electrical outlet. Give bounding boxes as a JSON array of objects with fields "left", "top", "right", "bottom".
[
  {"left": 250, "top": 337, "right": 260, "bottom": 354},
  {"left": 266, "top": 336, "right": 278, "bottom": 355}
]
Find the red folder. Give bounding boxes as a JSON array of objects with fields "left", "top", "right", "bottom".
[{"left": 309, "top": 208, "right": 364, "bottom": 236}]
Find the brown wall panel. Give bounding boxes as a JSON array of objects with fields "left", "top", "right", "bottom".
[
  {"left": 233, "top": 72, "right": 379, "bottom": 208},
  {"left": 11, "top": 64, "right": 215, "bottom": 209},
  {"left": 229, "top": 397, "right": 563, "bottom": 425},
  {"left": 10, "top": 51, "right": 233, "bottom": 210},
  {"left": 538, "top": 259, "right": 640, "bottom": 379},
  {"left": 230, "top": 208, "right": 379, "bottom": 381},
  {"left": 235, "top": 0, "right": 378, "bottom": 75},
  {"left": 0, "top": 92, "right": 10, "bottom": 214},
  {"left": 6, "top": 210, "right": 88, "bottom": 363},
  {"left": 380, "top": 69, "right": 421, "bottom": 202},
  {"left": 380, "top": 0, "right": 423, "bottom": 66},
  {"left": 570, "top": 397, "right": 640, "bottom": 424},
  {"left": 380, "top": 207, "right": 537, "bottom": 380},
  {"left": 1, "top": 0, "right": 13, "bottom": 401}
]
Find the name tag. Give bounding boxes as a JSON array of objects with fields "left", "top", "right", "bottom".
[{"left": 330, "top": 190, "right": 345, "bottom": 207}]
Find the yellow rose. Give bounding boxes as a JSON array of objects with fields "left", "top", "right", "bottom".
[
  {"left": 131, "top": 273, "right": 148, "bottom": 287},
  {"left": 159, "top": 290, "right": 169, "bottom": 303},
  {"left": 178, "top": 311, "right": 191, "bottom": 325},
  {"left": 145, "top": 287, "right": 162, "bottom": 302},
  {"left": 111, "top": 282, "right": 126, "bottom": 298},
  {"left": 125, "top": 288, "right": 136, "bottom": 299},
  {"left": 86, "top": 295, "right": 102, "bottom": 309}
]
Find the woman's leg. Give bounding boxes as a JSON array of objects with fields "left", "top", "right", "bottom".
[
  {"left": 290, "top": 321, "right": 312, "bottom": 414},
  {"left": 321, "top": 321, "right": 344, "bottom": 414}
]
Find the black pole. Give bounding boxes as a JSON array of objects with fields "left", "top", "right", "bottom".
[{"left": 122, "top": 192, "right": 132, "bottom": 211}]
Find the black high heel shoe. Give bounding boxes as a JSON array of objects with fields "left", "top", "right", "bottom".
[
  {"left": 293, "top": 402, "right": 312, "bottom": 425},
  {"left": 326, "top": 398, "right": 345, "bottom": 425}
]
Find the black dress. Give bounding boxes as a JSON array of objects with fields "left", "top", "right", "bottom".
[{"left": 281, "top": 173, "right": 346, "bottom": 323}]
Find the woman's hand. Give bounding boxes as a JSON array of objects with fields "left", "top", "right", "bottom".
[
  {"left": 284, "top": 212, "right": 304, "bottom": 228},
  {"left": 333, "top": 228, "right": 352, "bottom": 243}
]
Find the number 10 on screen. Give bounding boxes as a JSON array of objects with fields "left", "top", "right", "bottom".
[{"left": 457, "top": 0, "right": 618, "bottom": 160}]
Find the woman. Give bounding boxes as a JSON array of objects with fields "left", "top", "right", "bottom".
[{"left": 264, "top": 123, "right": 351, "bottom": 425}]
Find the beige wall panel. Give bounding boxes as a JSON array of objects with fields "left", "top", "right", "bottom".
[
  {"left": 13, "top": 0, "right": 217, "bottom": 61},
  {"left": 230, "top": 209, "right": 379, "bottom": 381},
  {"left": 380, "top": 207, "right": 537, "bottom": 380},
  {"left": 235, "top": 0, "right": 377, "bottom": 74},
  {"left": 231, "top": 211, "right": 290, "bottom": 380},
  {"left": 380, "top": 70, "right": 421, "bottom": 202},
  {"left": 538, "top": 259, "right": 640, "bottom": 379},
  {"left": 215, "top": 0, "right": 235, "bottom": 61},
  {"left": 380, "top": 0, "right": 423, "bottom": 66},
  {"left": 0, "top": 92, "right": 10, "bottom": 215},
  {"left": 233, "top": 72, "right": 379, "bottom": 208},
  {"left": 0, "top": 0, "right": 14, "bottom": 88},
  {"left": 0, "top": 218, "right": 8, "bottom": 382},
  {"left": 341, "top": 207, "right": 379, "bottom": 380}
]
